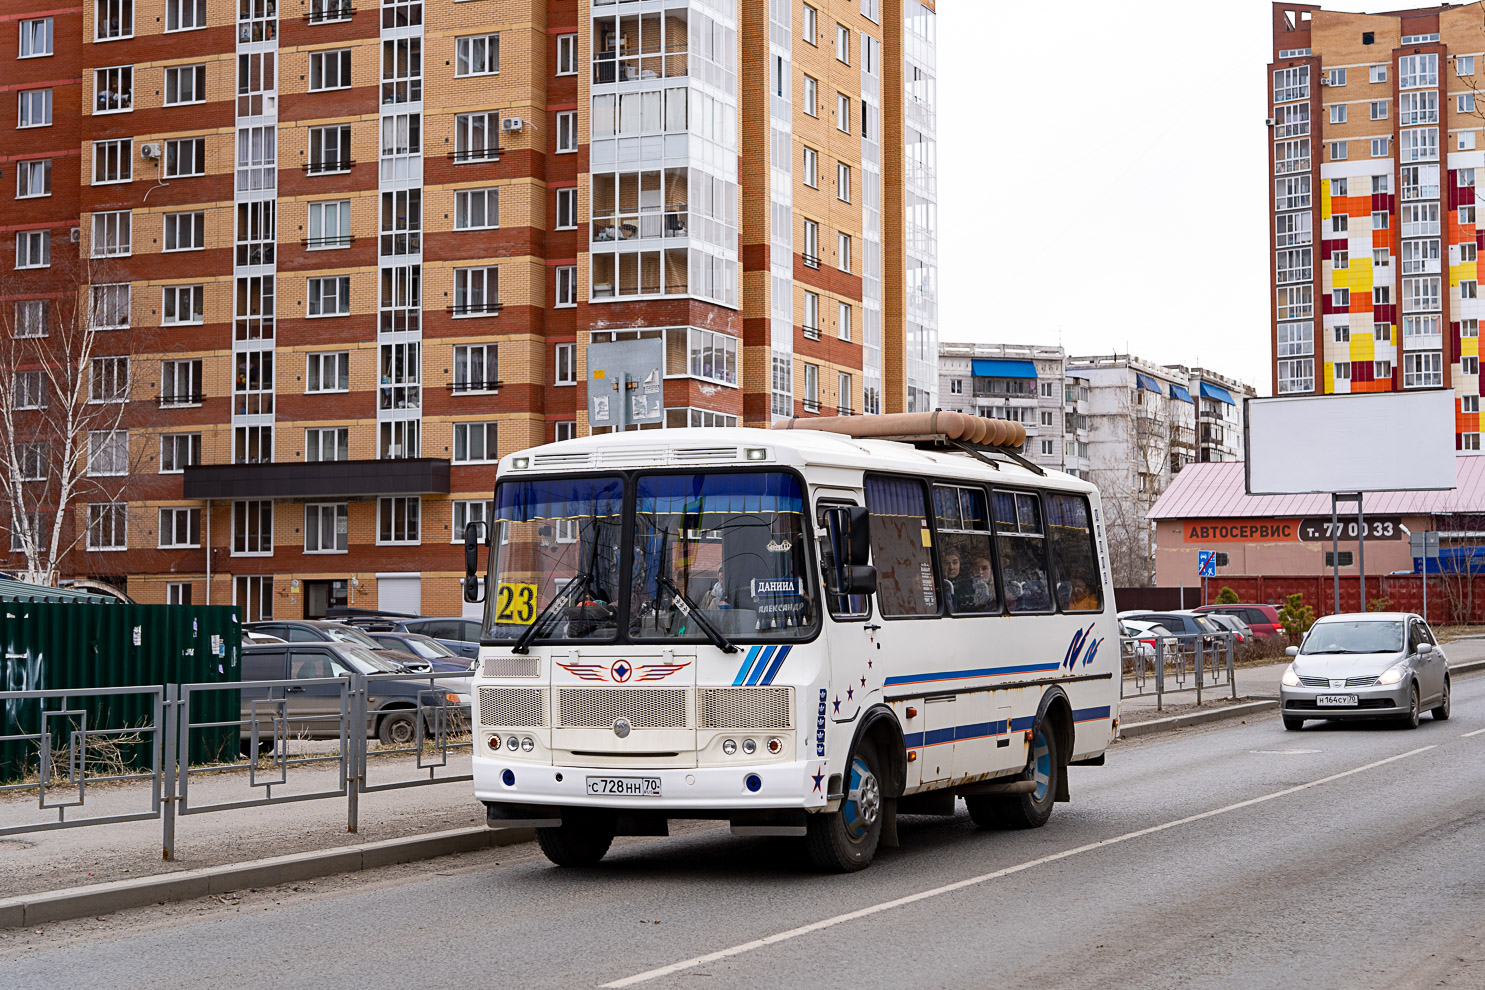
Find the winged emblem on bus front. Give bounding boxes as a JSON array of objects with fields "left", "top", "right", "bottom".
[{"left": 556, "top": 660, "right": 693, "bottom": 682}]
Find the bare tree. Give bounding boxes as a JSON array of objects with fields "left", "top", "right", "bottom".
[
  {"left": 1091, "top": 387, "right": 1189, "bottom": 588},
  {"left": 0, "top": 252, "right": 148, "bottom": 586}
]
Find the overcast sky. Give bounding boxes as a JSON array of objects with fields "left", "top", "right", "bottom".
[{"left": 936, "top": 0, "right": 1419, "bottom": 394}]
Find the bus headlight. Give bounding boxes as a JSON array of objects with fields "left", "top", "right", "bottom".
[
  {"left": 506, "top": 736, "right": 520, "bottom": 751},
  {"left": 742, "top": 738, "right": 757, "bottom": 755},
  {"left": 722, "top": 739, "right": 737, "bottom": 756},
  {"left": 521, "top": 737, "right": 535, "bottom": 752}
]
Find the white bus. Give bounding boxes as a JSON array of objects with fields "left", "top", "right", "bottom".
[{"left": 464, "top": 417, "right": 1119, "bottom": 872}]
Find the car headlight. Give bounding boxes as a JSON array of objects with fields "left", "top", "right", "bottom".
[
  {"left": 1281, "top": 665, "right": 1301, "bottom": 687},
  {"left": 1377, "top": 662, "right": 1407, "bottom": 686}
]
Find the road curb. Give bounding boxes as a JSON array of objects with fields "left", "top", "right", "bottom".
[
  {"left": 1118, "top": 700, "right": 1280, "bottom": 739},
  {"left": 0, "top": 825, "right": 534, "bottom": 930}
]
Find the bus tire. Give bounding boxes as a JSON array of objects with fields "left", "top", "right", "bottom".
[
  {"left": 805, "top": 739, "right": 885, "bottom": 873},
  {"left": 535, "top": 810, "right": 616, "bottom": 867},
  {"left": 965, "top": 722, "right": 1060, "bottom": 831}
]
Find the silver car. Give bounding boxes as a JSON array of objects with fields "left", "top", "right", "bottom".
[{"left": 1279, "top": 612, "right": 1452, "bottom": 730}]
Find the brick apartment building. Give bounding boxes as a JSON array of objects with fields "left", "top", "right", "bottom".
[
  {"left": 1268, "top": 1, "right": 1485, "bottom": 451},
  {"left": 1, "top": 0, "right": 939, "bottom": 618}
]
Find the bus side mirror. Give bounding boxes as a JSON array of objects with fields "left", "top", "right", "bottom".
[
  {"left": 463, "top": 520, "right": 488, "bottom": 603},
  {"left": 823, "top": 507, "right": 877, "bottom": 596}
]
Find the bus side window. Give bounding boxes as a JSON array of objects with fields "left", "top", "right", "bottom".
[
  {"left": 863, "top": 476, "right": 939, "bottom": 617},
  {"left": 933, "top": 484, "right": 998, "bottom": 615},
  {"left": 1046, "top": 493, "right": 1104, "bottom": 612},
  {"left": 993, "top": 490, "right": 1051, "bottom": 613}
]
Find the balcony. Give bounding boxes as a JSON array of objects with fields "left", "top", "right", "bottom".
[
  {"left": 592, "top": 208, "right": 688, "bottom": 242},
  {"left": 305, "top": 0, "right": 353, "bottom": 21},
  {"left": 183, "top": 458, "right": 450, "bottom": 500}
]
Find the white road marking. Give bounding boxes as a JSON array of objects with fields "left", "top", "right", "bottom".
[
  {"left": 600, "top": 745, "right": 1437, "bottom": 988},
  {"left": 1463, "top": 727, "right": 1485, "bottom": 738}
]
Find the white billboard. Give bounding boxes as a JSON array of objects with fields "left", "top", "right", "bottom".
[{"left": 1245, "top": 390, "right": 1457, "bottom": 495}]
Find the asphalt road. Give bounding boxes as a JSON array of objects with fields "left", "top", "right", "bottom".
[{"left": 4, "top": 678, "right": 1485, "bottom": 990}]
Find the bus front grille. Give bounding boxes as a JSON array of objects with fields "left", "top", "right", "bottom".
[
  {"left": 698, "top": 687, "right": 793, "bottom": 729},
  {"left": 556, "top": 688, "right": 689, "bottom": 729},
  {"left": 479, "top": 687, "right": 546, "bottom": 727}
]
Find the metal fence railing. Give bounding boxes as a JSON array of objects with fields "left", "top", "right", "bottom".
[
  {"left": 0, "top": 670, "right": 473, "bottom": 861},
  {"left": 1119, "top": 630, "right": 1237, "bottom": 710}
]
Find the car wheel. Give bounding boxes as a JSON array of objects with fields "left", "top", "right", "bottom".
[
  {"left": 966, "top": 722, "right": 1060, "bottom": 831},
  {"left": 1399, "top": 684, "right": 1421, "bottom": 730},
  {"left": 535, "top": 810, "right": 616, "bottom": 867},
  {"left": 805, "top": 738, "right": 885, "bottom": 873},
  {"left": 1431, "top": 678, "right": 1451, "bottom": 721},
  {"left": 1283, "top": 716, "right": 1305, "bottom": 731},
  {"left": 377, "top": 710, "right": 419, "bottom": 746}
]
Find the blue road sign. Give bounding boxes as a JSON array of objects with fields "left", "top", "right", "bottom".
[{"left": 1198, "top": 550, "right": 1217, "bottom": 578}]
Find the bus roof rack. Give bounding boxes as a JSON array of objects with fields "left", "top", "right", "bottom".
[{"left": 771, "top": 411, "right": 1045, "bottom": 476}]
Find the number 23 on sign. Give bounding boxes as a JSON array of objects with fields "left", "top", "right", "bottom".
[{"left": 495, "top": 583, "right": 537, "bottom": 625}]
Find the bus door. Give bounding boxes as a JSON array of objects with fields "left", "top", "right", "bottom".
[{"left": 815, "top": 490, "right": 872, "bottom": 726}]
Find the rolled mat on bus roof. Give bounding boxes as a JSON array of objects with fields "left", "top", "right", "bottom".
[{"left": 770, "top": 411, "right": 1027, "bottom": 449}]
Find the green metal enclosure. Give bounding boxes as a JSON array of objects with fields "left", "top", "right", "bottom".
[{"left": 1, "top": 602, "right": 242, "bottom": 783}]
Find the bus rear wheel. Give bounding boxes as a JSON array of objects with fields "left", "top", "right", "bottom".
[
  {"left": 535, "top": 810, "right": 616, "bottom": 867},
  {"left": 805, "top": 739, "right": 885, "bottom": 873},
  {"left": 966, "top": 723, "right": 1060, "bottom": 830}
]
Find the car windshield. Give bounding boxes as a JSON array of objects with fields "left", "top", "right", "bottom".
[
  {"left": 338, "top": 647, "right": 407, "bottom": 673},
  {"left": 406, "top": 637, "right": 455, "bottom": 659},
  {"left": 1300, "top": 620, "right": 1405, "bottom": 655},
  {"left": 323, "top": 625, "right": 383, "bottom": 649}
]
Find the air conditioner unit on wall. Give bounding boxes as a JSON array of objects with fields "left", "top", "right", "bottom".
[
  {"left": 139, "top": 143, "right": 162, "bottom": 160},
  {"left": 501, "top": 117, "right": 523, "bottom": 132},
  {"left": 69, "top": 227, "right": 80, "bottom": 243}
]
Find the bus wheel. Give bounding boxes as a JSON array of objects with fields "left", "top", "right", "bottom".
[
  {"left": 805, "top": 740, "right": 884, "bottom": 872},
  {"left": 965, "top": 723, "right": 1060, "bottom": 830},
  {"left": 535, "top": 810, "right": 616, "bottom": 867}
]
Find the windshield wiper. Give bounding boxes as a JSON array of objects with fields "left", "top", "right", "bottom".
[
  {"left": 658, "top": 575, "right": 738, "bottom": 654},
  {"left": 511, "top": 572, "right": 590, "bottom": 655}
]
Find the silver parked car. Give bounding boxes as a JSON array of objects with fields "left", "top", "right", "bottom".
[{"left": 1279, "top": 612, "right": 1451, "bottom": 731}]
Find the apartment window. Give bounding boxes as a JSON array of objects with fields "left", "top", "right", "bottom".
[
  {"left": 1464, "top": 206, "right": 1478, "bottom": 224},
  {"left": 163, "top": 211, "right": 204, "bottom": 252},
  {"left": 1370, "top": 100, "right": 1387, "bottom": 120},
  {"left": 556, "top": 33, "right": 577, "bottom": 75},
  {"left": 837, "top": 301, "right": 851, "bottom": 341},
  {"left": 802, "top": 75, "right": 818, "bottom": 116},
  {"left": 1465, "top": 280, "right": 1480, "bottom": 300},
  {"left": 381, "top": 37, "right": 422, "bottom": 103},
  {"left": 1371, "top": 138, "right": 1389, "bottom": 157},
  {"left": 454, "top": 188, "right": 498, "bottom": 229},
  {"left": 453, "top": 343, "right": 498, "bottom": 392},
  {"left": 1373, "top": 248, "right": 1390, "bottom": 267},
  {"left": 90, "top": 357, "right": 129, "bottom": 404},
  {"left": 92, "top": 284, "right": 129, "bottom": 330},
  {"left": 305, "top": 427, "right": 348, "bottom": 462},
  {"left": 162, "top": 285, "right": 204, "bottom": 325},
  {"left": 234, "top": 350, "right": 274, "bottom": 416},
  {"left": 1374, "top": 283, "right": 1393, "bottom": 305},
  {"left": 1463, "top": 168, "right": 1477, "bottom": 188},
  {"left": 771, "top": 352, "right": 793, "bottom": 418},
  {"left": 14, "top": 231, "right": 49, "bottom": 269},
  {"left": 87, "top": 504, "right": 127, "bottom": 551},
  {"left": 1040, "top": 409, "right": 1054, "bottom": 426},
  {"left": 1400, "top": 128, "right": 1439, "bottom": 163},
  {"left": 802, "top": 4, "right": 817, "bottom": 43},
  {"left": 803, "top": 220, "right": 820, "bottom": 266},
  {"left": 837, "top": 372, "right": 852, "bottom": 415},
  {"left": 803, "top": 291, "right": 820, "bottom": 336},
  {"left": 1404, "top": 315, "right": 1442, "bottom": 339},
  {"left": 1275, "top": 211, "right": 1311, "bottom": 246},
  {"left": 1404, "top": 351, "right": 1443, "bottom": 388},
  {"left": 1277, "top": 322, "right": 1314, "bottom": 359},
  {"left": 456, "top": 33, "right": 499, "bottom": 77},
  {"left": 556, "top": 111, "right": 577, "bottom": 153},
  {"left": 161, "top": 358, "right": 202, "bottom": 406},
  {"left": 378, "top": 496, "right": 420, "bottom": 545},
  {"left": 233, "top": 500, "right": 273, "bottom": 555},
  {"left": 15, "top": 159, "right": 50, "bottom": 199},
  {"left": 1373, "top": 174, "right": 1390, "bottom": 194},
  {"left": 1462, "top": 93, "right": 1477, "bottom": 114},
  {"left": 451, "top": 500, "right": 488, "bottom": 542},
  {"left": 93, "top": 139, "right": 132, "bottom": 184},
  {"left": 1276, "top": 247, "right": 1311, "bottom": 282},
  {"left": 1460, "top": 55, "right": 1477, "bottom": 77},
  {"left": 11, "top": 444, "right": 42, "bottom": 484},
  {"left": 687, "top": 328, "right": 737, "bottom": 385},
  {"left": 1370, "top": 64, "right": 1387, "bottom": 83},
  {"left": 1399, "top": 90, "right": 1439, "bottom": 125},
  {"left": 836, "top": 93, "right": 850, "bottom": 133},
  {"left": 1277, "top": 358, "right": 1315, "bottom": 394},
  {"left": 1466, "top": 395, "right": 1482, "bottom": 412},
  {"left": 1465, "top": 433, "right": 1484, "bottom": 452},
  {"left": 1332, "top": 250, "right": 1349, "bottom": 270},
  {"left": 454, "top": 112, "right": 499, "bottom": 162},
  {"left": 1466, "top": 356, "right": 1481, "bottom": 376},
  {"left": 1329, "top": 104, "right": 1346, "bottom": 124},
  {"left": 1465, "top": 320, "right": 1481, "bottom": 338},
  {"left": 1330, "top": 178, "right": 1347, "bottom": 197},
  {"left": 307, "top": 276, "right": 351, "bottom": 317},
  {"left": 1334, "top": 325, "right": 1350, "bottom": 343},
  {"left": 1331, "top": 214, "right": 1348, "bottom": 235},
  {"left": 88, "top": 430, "right": 128, "bottom": 476},
  {"left": 305, "top": 504, "right": 348, "bottom": 553},
  {"left": 158, "top": 507, "right": 201, "bottom": 549},
  {"left": 20, "top": 17, "right": 53, "bottom": 56},
  {"left": 1334, "top": 362, "right": 1351, "bottom": 381},
  {"left": 453, "top": 267, "right": 498, "bottom": 316},
  {"left": 1326, "top": 68, "right": 1346, "bottom": 86},
  {"left": 802, "top": 147, "right": 818, "bottom": 187},
  {"left": 555, "top": 422, "right": 576, "bottom": 442},
  {"left": 164, "top": 138, "right": 205, "bottom": 179},
  {"left": 309, "top": 125, "right": 351, "bottom": 173},
  {"left": 309, "top": 49, "right": 352, "bottom": 91},
  {"left": 306, "top": 351, "right": 349, "bottom": 393},
  {"left": 1369, "top": 210, "right": 1389, "bottom": 230},
  {"left": 835, "top": 23, "right": 849, "bottom": 63},
  {"left": 1275, "top": 175, "right": 1311, "bottom": 210},
  {"left": 235, "top": 424, "right": 273, "bottom": 464},
  {"left": 13, "top": 370, "right": 44, "bottom": 409},
  {"left": 1466, "top": 244, "right": 1480, "bottom": 263},
  {"left": 554, "top": 343, "right": 576, "bottom": 384},
  {"left": 310, "top": 0, "right": 351, "bottom": 23},
  {"left": 1400, "top": 54, "right": 1438, "bottom": 89},
  {"left": 236, "top": 200, "right": 275, "bottom": 267},
  {"left": 804, "top": 363, "right": 819, "bottom": 412},
  {"left": 166, "top": 0, "right": 205, "bottom": 31},
  {"left": 454, "top": 422, "right": 498, "bottom": 463},
  {"left": 1464, "top": 133, "right": 1479, "bottom": 151},
  {"left": 18, "top": 88, "right": 51, "bottom": 127},
  {"left": 837, "top": 162, "right": 851, "bottom": 202},
  {"left": 94, "top": 66, "right": 133, "bottom": 113},
  {"left": 555, "top": 266, "right": 577, "bottom": 308},
  {"left": 1331, "top": 141, "right": 1347, "bottom": 160},
  {"left": 1333, "top": 288, "right": 1350, "bottom": 307},
  {"left": 1375, "top": 360, "right": 1393, "bottom": 379},
  {"left": 308, "top": 200, "right": 350, "bottom": 249},
  {"left": 556, "top": 187, "right": 577, "bottom": 230},
  {"left": 14, "top": 301, "right": 46, "bottom": 339},
  {"left": 88, "top": 211, "right": 130, "bottom": 259}
]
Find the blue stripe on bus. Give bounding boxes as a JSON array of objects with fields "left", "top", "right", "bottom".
[
  {"left": 902, "top": 710, "right": 1113, "bottom": 749},
  {"left": 732, "top": 646, "right": 762, "bottom": 686},
  {"left": 760, "top": 645, "right": 792, "bottom": 685},
  {"left": 744, "top": 646, "right": 777, "bottom": 686},
  {"left": 884, "top": 662, "right": 1062, "bottom": 687}
]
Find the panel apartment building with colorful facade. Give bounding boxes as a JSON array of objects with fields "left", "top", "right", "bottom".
[
  {"left": 1, "top": 0, "right": 938, "bottom": 617},
  {"left": 1268, "top": 1, "right": 1485, "bottom": 451}
]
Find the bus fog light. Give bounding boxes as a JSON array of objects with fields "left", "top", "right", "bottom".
[
  {"left": 521, "top": 737, "right": 535, "bottom": 752},
  {"left": 506, "top": 736, "right": 520, "bottom": 751},
  {"left": 767, "top": 737, "right": 783, "bottom": 755},
  {"left": 487, "top": 735, "right": 501, "bottom": 751},
  {"left": 745, "top": 774, "right": 762, "bottom": 792},
  {"left": 722, "top": 739, "right": 737, "bottom": 756},
  {"left": 742, "top": 738, "right": 757, "bottom": 755}
]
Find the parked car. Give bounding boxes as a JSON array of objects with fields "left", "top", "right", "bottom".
[
  {"left": 1120, "top": 618, "right": 1175, "bottom": 662},
  {"left": 1279, "top": 612, "right": 1450, "bottom": 731},
  {"left": 243, "top": 630, "right": 286, "bottom": 645},
  {"left": 240, "top": 642, "right": 471, "bottom": 746},
  {"left": 1195, "top": 603, "right": 1283, "bottom": 639},
  {"left": 369, "top": 632, "right": 474, "bottom": 673},
  {"left": 1201, "top": 612, "right": 1253, "bottom": 645},
  {"left": 244, "top": 619, "right": 428, "bottom": 671},
  {"left": 335, "top": 613, "right": 483, "bottom": 660},
  {"left": 1118, "top": 610, "right": 1223, "bottom": 648}
]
